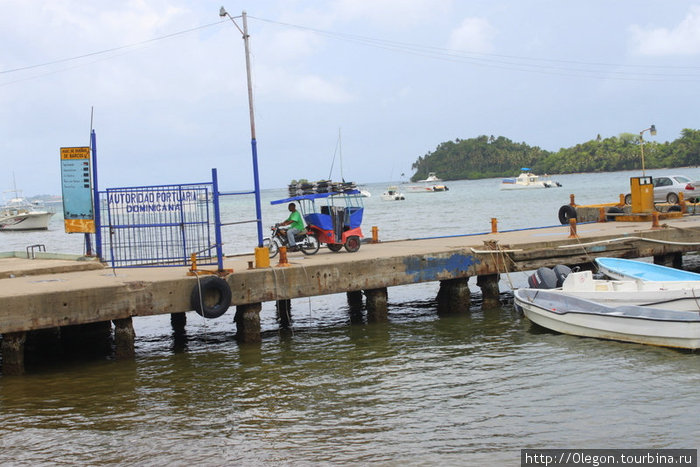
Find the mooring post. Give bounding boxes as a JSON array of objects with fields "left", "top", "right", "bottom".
[
  {"left": 654, "top": 252, "right": 682, "bottom": 269},
  {"left": 276, "top": 299, "right": 292, "bottom": 328},
  {"left": 476, "top": 274, "right": 500, "bottom": 308},
  {"left": 113, "top": 318, "right": 135, "bottom": 360},
  {"left": 235, "top": 303, "right": 262, "bottom": 343},
  {"left": 1, "top": 331, "right": 26, "bottom": 376},
  {"left": 365, "top": 288, "right": 388, "bottom": 322},
  {"left": 437, "top": 278, "right": 471, "bottom": 313}
]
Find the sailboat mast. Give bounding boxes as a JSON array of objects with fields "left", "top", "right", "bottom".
[{"left": 339, "top": 128, "right": 344, "bottom": 182}]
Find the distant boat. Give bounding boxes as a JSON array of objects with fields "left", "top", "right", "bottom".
[
  {"left": 404, "top": 172, "right": 449, "bottom": 193},
  {"left": 596, "top": 257, "right": 700, "bottom": 281},
  {"left": 381, "top": 186, "right": 405, "bottom": 201},
  {"left": 500, "top": 168, "right": 561, "bottom": 190}
]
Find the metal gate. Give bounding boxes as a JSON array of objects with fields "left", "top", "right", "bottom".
[{"left": 99, "top": 183, "right": 218, "bottom": 268}]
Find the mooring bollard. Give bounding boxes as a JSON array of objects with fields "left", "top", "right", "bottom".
[
  {"left": 277, "top": 246, "right": 291, "bottom": 267},
  {"left": 491, "top": 217, "right": 498, "bottom": 233},
  {"left": 679, "top": 193, "right": 687, "bottom": 213},
  {"left": 598, "top": 207, "right": 606, "bottom": 223},
  {"left": 651, "top": 211, "right": 661, "bottom": 229},
  {"left": 254, "top": 246, "right": 270, "bottom": 268},
  {"left": 372, "top": 226, "right": 379, "bottom": 243},
  {"left": 568, "top": 217, "right": 578, "bottom": 238},
  {"left": 569, "top": 193, "right": 576, "bottom": 206}
]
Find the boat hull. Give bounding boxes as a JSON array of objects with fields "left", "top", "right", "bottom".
[
  {"left": 0, "top": 211, "right": 53, "bottom": 230},
  {"left": 515, "top": 289, "right": 700, "bottom": 349}
]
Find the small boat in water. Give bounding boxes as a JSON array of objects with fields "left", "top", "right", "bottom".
[
  {"left": 404, "top": 172, "right": 448, "bottom": 193},
  {"left": 381, "top": 186, "right": 405, "bottom": 201},
  {"left": 0, "top": 197, "right": 54, "bottom": 231},
  {"left": 528, "top": 268, "right": 700, "bottom": 312},
  {"left": 500, "top": 168, "right": 561, "bottom": 190},
  {"left": 596, "top": 257, "right": 700, "bottom": 281},
  {"left": 515, "top": 288, "right": 700, "bottom": 349}
]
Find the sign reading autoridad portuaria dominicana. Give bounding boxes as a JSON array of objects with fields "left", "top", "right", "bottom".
[{"left": 60, "top": 146, "right": 94, "bottom": 233}]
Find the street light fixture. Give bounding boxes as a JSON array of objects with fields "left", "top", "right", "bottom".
[
  {"left": 219, "top": 7, "right": 264, "bottom": 248},
  {"left": 639, "top": 124, "right": 657, "bottom": 177}
]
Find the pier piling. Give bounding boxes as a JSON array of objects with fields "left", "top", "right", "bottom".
[
  {"left": 276, "top": 299, "right": 292, "bottom": 328},
  {"left": 113, "top": 318, "right": 135, "bottom": 360},
  {"left": 235, "top": 303, "right": 262, "bottom": 343},
  {"left": 437, "top": 278, "right": 471, "bottom": 313},
  {"left": 1, "top": 331, "right": 26, "bottom": 376},
  {"left": 477, "top": 274, "right": 501, "bottom": 308},
  {"left": 365, "top": 288, "right": 388, "bottom": 322}
]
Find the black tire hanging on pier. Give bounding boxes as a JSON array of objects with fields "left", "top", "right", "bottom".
[
  {"left": 190, "top": 276, "right": 232, "bottom": 319},
  {"left": 558, "top": 205, "right": 577, "bottom": 225}
]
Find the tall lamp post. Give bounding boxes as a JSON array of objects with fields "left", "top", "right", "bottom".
[
  {"left": 639, "top": 124, "right": 657, "bottom": 177},
  {"left": 219, "top": 7, "right": 264, "bottom": 248}
]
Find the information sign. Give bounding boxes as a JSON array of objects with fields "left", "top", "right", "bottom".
[{"left": 60, "top": 146, "right": 94, "bottom": 233}]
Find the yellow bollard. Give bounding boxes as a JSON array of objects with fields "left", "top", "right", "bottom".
[
  {"left": 569, "top": 193, "right": 576, "bottom": 206},
  {"left": 491, "top": 217, "right": 498, "bottom": 233},
  {"left": 568, "top": 218, "right": 578, "bottom": 238},
  {"left": 277, "top": 246, "right": 291, "bottom": 267},
  {"left": 255, "top": 246, "right": 270, "bottom": 268},
  {"left": 598, "top": 207, "right": 606, "bottom": 223},
  {"left": 371, "top": 226, "right": 379, "bottom": 243}
]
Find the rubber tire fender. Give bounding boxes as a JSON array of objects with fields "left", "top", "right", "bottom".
[
  {"left": 190, "top": 276, "right": 232, "bottom": 319},
  {"left": 558, "top": 205, "right": 577, "bottom": 225}
]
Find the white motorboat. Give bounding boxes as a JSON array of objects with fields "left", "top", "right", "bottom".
[
  {"left": 404, "top": 172, "right": 448, "bottom": 193},
  {"left": 381, "top": 186, "right": 405, "bottom": 201},
  {"left": 532, "top": 269, "right": 700, "bottom": 312},
  {"left": 0, "top": 197, "right": 54, "bottom": 230},
  {"left": 595, "top": 257, "right": 700, "bottom": 282},
  {"left": 514, "top": 288, "right": 700, "bottom": 349},
  {"left": 500, "top": 168, "right": 561, "bottom": 190}
]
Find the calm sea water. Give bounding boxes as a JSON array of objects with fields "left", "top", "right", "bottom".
[{"left": 2, "top": 168, "right": 700, "bottom": 465}]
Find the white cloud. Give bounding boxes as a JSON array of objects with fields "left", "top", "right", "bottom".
[
  {"left": 447, "top": 17, "right": 496, "bottom": 53},
  {"left": 629, "top": 5, "right": 700, "bottom": 55}
]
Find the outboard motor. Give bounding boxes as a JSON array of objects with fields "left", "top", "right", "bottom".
[
  {"left": 527, "top": 267, "right": 558, "bottom": 289},
  {"left": 552, "top": 264, "right": 572, "bottom": 287}
]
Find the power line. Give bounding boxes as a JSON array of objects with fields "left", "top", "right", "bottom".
[
  {"left": 0, "top": 20, "right": 224, "bottom": 75},
  {"left": 249, "top": 15, "right": 700, "bottom": 82}
]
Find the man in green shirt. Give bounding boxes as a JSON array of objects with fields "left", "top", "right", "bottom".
[{"left": 279, "top": 202, "right": 305, "bottom": 251}]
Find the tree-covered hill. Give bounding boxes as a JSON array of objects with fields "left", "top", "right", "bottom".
[{"left": 411, "top": 129, "right": 700, "bottom": 181}]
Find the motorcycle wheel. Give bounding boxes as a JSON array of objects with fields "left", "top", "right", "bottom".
[
  {"left": 263, "top": 237, "right": 279, "bottom": 258},
  {"left": 300, "top": 234, "right": 320, "bottom": 255},
  {"left": 327, "top": 244, "right": 343, "bottom": 252},
  {"left": 344, "top": 235, "right": 361, "bottom": 253}
]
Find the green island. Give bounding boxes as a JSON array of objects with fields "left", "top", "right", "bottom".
[{"left": 410, "top": 128, "right": 700, "bottom": 182}]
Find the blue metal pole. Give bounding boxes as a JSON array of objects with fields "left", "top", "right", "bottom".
[
  {"left": 212, "top": 168, "right": 224, "bottom": 271},
  {"left": 251, "top": 138, "right": 263, "bottom": 247},
  {"left": 91, "top": 130, "right": 102, "bottom": 260}
]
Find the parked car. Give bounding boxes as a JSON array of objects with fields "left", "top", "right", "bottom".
[{"left": 624, "top": 175, "right": 697, "bottom": 205}]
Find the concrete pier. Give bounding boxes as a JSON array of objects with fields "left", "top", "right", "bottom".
[{"left": 3, "top": 214, "right": 700, "bottom": 374}]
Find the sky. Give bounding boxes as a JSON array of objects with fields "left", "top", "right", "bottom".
[{"left": 2, "top": 0, "right": 700, "bottom": 196}]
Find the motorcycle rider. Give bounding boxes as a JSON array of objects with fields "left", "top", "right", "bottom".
[{"left": 279, "top": 202, "right": 305, "bottom": 251}]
